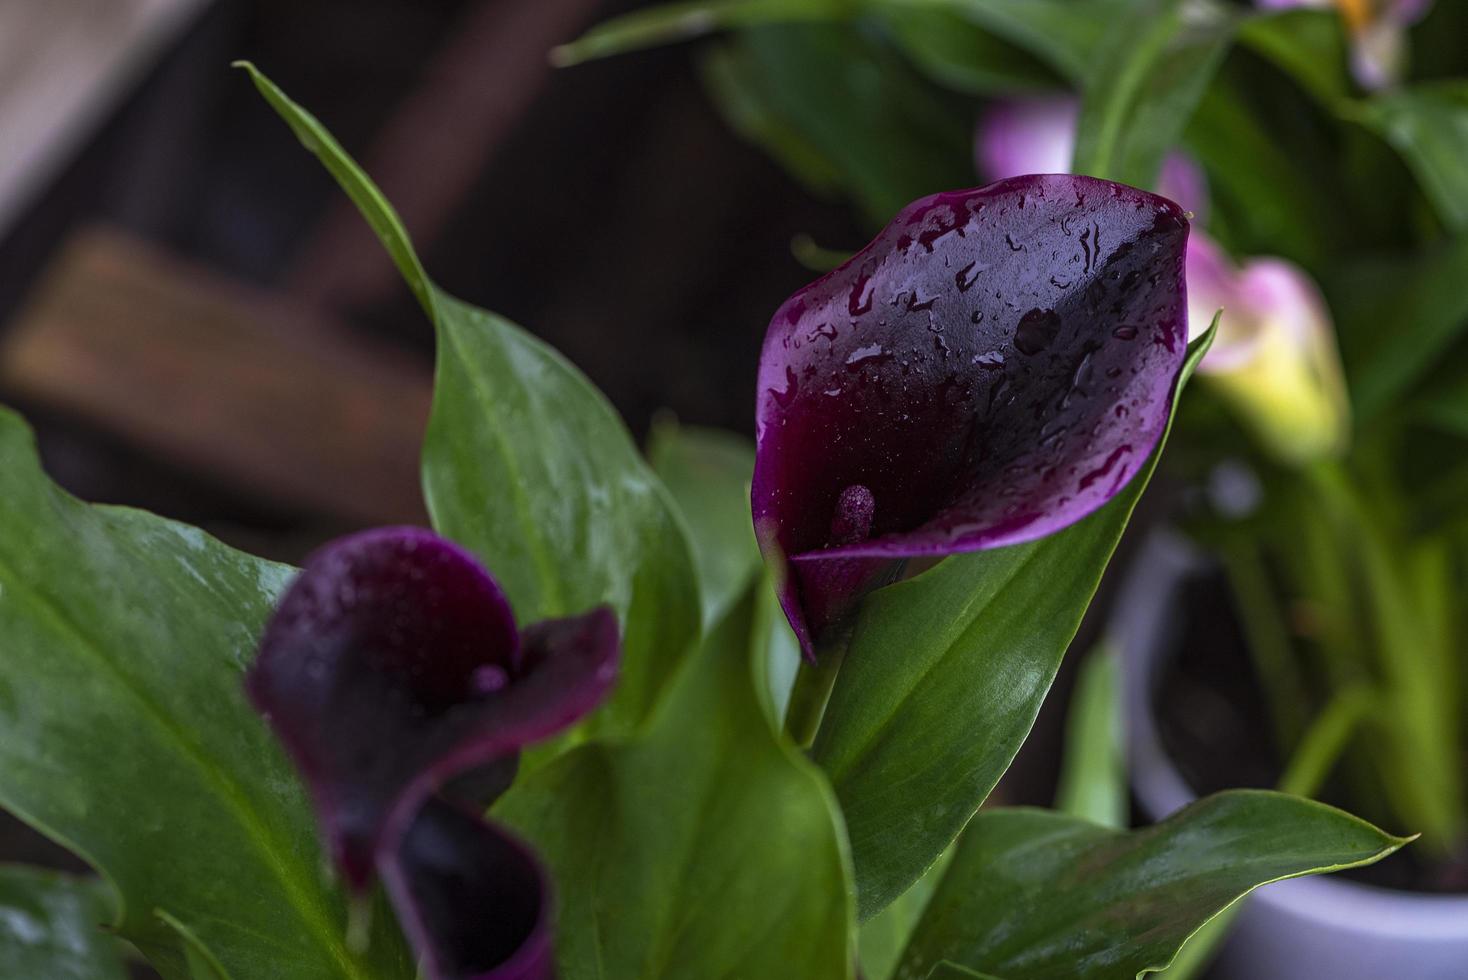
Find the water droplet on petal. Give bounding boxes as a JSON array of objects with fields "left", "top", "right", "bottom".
[
  {"left": 1014, "top": 308, "right": 1062, "bottom": 356},
  {"left": 845, "top": 344, "right": 887, "bottom": 367}
]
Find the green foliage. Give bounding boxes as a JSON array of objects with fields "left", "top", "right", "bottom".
[
  {"left": 495, "top": 589, "right": 856, "bottom": 980},
  {"left": 239, "top": 63, "right": 700, "bottom": 741},
  {"left": 858, "top": 848, "right": 952, "bottom": 980},
  {"left": 876, "top": 0, "right": 1124, "bottom": 83},
  {"left": 702, "top": 23, "right": 976, "bottom": 223},
  {"left": 1236, "top": 8, "right": 1349, "bottom": 105},
  {"left": 0, "top": 867, "right": 127, "bottom": 980},
  {"left": 3, "top": 12, "right": 1454, "bottom": 974},
  {"left": 550, "top": 0, "right": 847, "bottom": 66},
  {"left": 811, "top": 323, "right": 1216, "bottom": 920},
  {"left": 1072, "top": 0, "right": 1237, "bottom": 187},
  {"left": 1054, "top": 644, "right": 1127, "bottom": 828},
  {"left": 1356, "top": 82, "right": 1468, "bottom": 233},
  {"left": 926, "top": 966, "right": 1006, "bottom": 980},
  {"left": 897, "top": 793, "right": 1409, "bottom": 980},
  {"left": 1330, "top": 237, "right": 1468, "bottom": 424},
  {"left": 872, "top": 6, "right": 1060, "bottom": 96},
  {"left": 647, "top": 421, "right": 761, "bottom": 626},
  {"left": 0, "top": 409, "right": 413, "bottom": 980}
]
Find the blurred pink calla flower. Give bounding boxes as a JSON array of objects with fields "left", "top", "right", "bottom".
[
  {"left": 1256, "top": 0, "right": 1433, "bottom": 89},
  {"left": 1184, "top": 236, "right": 1350, "bottom": 462}
]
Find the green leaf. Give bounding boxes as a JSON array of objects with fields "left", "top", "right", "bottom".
[
  {"left": 550, "top": 0, "right": 847, "bottom": 66},
  {"left": 1054, "top": 643, "right": 1126, "bottom": 828},
  {"left": 1072, "top": 0, "right": 1237, "bottom": 187},
  {"left": 897, "top": 791, "right": 1410, "bottom": 980},
  {"left": 1183, "top": 80, "right": 1341, "bottom": 269},
  {"left": 239, "top": 63, "right": 700, "bottom": 738},
  {"left": 1158, "top": 685, "right": 1382, "bottom": 980},
  {"left": 811, "top": 322, "right": 1216, "bottom": 920},
  {"left": 858, "top": 848, "right": 953, "bottom": 980},
  {"left": 0, "top": 409, "right": 412, "bottom": 980},
  {"left": 495, "top": 589, "right": 856, "bottom": 980},
  {"left": 647, "top": 421, "right": 760, "bottom": 627},
  {"left": 1417, "top": 359, "right": 1468, "bottom": 441},
  {"left": 0, "top": 866, "right": 127, "bottom": 979},
  {"left": 870, "top": 4, "right": 1062, "bottom": 95},
  {"left": 753, "top": 571, "right": 804, "bottom": 727},
  {"left": 878, "top": 0, "right": 1126, "bottom": 83},
  {"left": 1355, "top": 82, "right": 1468, "bottom": 233},
  {"left": 1329, "top": 237, "right": 1468, "bottom": 422},
  {"left": 699, "top": 24, "right": 976, "bottom": 224},
  {"left": 1237, "top": 9, "right": 1349, "bottom": 106},
  {"left": 928, "top": 965, "right": 1007, "bottom": 980}
]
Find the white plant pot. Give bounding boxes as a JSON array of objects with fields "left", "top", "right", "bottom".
[{"left": 1117, "top": 533, "right": 1468, "bottom": 980}]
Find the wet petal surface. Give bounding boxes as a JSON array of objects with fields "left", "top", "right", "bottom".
[
  {"left": 752, "top": 175, "right": 1190, "bottom": 652},
  {"left": 247, "top": 527, "right": 618, "bottom": 886}
]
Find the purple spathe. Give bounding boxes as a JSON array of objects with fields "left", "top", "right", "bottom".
[
  {"left": 752, "top": 175, "right": 1191, "bottom": 657},
  {"left": 247, "top": 526, "right": 619, "bottom": 980}
]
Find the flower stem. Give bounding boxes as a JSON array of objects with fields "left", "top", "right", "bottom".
[{"left": 782, "top": 632, "right": 850, "bottom": 750}]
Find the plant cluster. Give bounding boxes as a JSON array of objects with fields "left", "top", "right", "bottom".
[{"left": 5, "top": 0, "right": 1464, "bottom": 971}]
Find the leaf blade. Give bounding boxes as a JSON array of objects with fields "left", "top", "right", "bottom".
[
  {"left": 897, "top": 792, "right": 1408, "bottom": 980},
  {"left": 0, "top": 409, "right": 412, "bottom": 980},
  {"left": 1072, "top": 0, "right": 1236, "bottom": 188},
  {"left": 1054, "top": 643, "right": 1126, "bottom": 828},
  {"left": 496, "top": 590, "right": 856, "bottom": 979},
  {"left": 242, "top": 64, "right": 701, "bottom": 738},
  {"left": 1355, "top": 82, "right": 1468, "bottom": 233},
  {"left": 812, "top": 324, "right": 1215, "bottom": 919}
]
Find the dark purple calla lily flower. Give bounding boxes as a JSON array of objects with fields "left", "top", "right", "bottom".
[
  {"left": 753, "top": 175, "right": 1190, "bottom": 656},
  {"left": 380, "top": 798, "right": 554, "bottom": 980},
  {"left": 247, "top": 526, "right": 619, "bottom": 979}
]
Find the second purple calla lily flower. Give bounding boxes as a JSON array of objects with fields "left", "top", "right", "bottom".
[
  {"left": 753, "top": 174, "right": 1191, "bottom": 657},
  {"left": 247, "top": 527, "right": 620, "bottom": 980}
]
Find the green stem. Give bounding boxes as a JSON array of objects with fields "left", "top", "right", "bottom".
[
  {"left": 1278, "top": 686, "right": 1377, "bottom": 798},
  {"left": 1221, "top": 541, "right": 1306, "bottom": 751},
  {"left": 783, "top": 632, "right": 850, "bottom": 749},
  {"left": 1307, "top": 461, "right": 1465, "bottom": 850}
]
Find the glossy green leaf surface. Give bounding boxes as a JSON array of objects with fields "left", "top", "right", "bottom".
[
  {"left": 811, "top": 324, "right": 1215, "bottom": 920},
  {"left": 0, "top": 866, "right": 127, "bottom": 980},
  {"left": 1073, "top": 0, "right": 1236, "bottom": 187},
  {"left": 241, "top": 64, "right": 700, "bottom": 737},
  {"left": 647, "top": 422, "right": 760, "bottom": 627},
  {"left": 858, "top": 848, "right": 952, "bottom": 980},
  {"left": 495, "top": 590, "right": 856, "bottom": 980},
  {"left": 1357, "top": 82, "right": 1468, "bottom": 233},
  {"left": 0, "top": 409, "right": 412, "bottom": 980},
  {"left": 897, "top": 792, "right": 1409, "bottom": 980}
]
